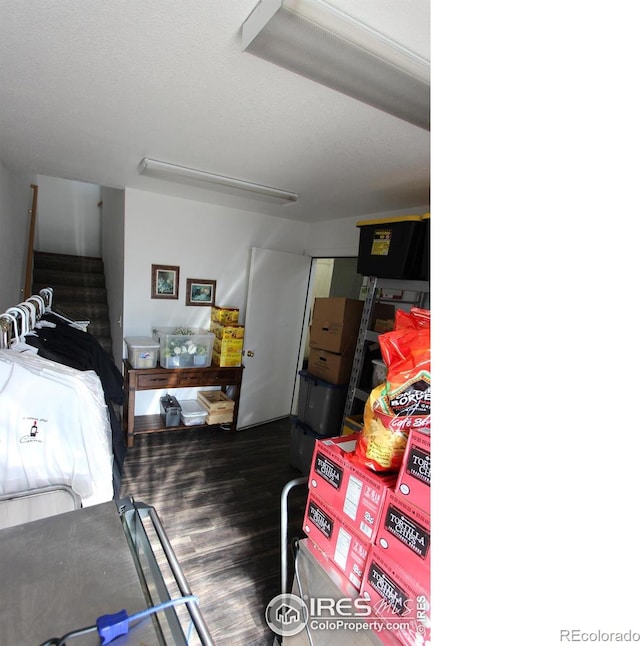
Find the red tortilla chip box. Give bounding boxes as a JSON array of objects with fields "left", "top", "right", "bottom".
[
  {"left": 309, "top": 433, "right": 397, "bottom": 543},
  {"left": 360, "top": 546, "right": 431, "bottom": 646},
  {"left": 395, "top": 429, "right": 430, "bottom": 514},
  {"left": 375, "top": 490, "right": 431, "bottom": 581},
  {"left": 303, "top": 492, "right": 371, "bottom": 591}
]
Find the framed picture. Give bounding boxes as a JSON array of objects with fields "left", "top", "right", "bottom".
[
  {"left": 186, "top": 278, "right": 216, "bottom": 306},
  {"left": 151, "top": 264, "right": 180, "bottom": 299}
]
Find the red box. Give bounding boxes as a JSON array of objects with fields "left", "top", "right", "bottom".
[
  {"left": 309, "top": 434, "right": 397, "bottom": 543},
  {"left": 303, "top": 492, "right": 371, "bottom": 591},
  {"left": 395, "top": 429, "right": 430, "bottom": 514},
  {"left": 360, "top": 546, "right": 431, "bottom": 646},
  {"left": 375, "top": 491, "right": 431, "bottom": 581}
]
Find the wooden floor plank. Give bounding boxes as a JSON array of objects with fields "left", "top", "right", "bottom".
[{"left": 119, "top": 417, "right": 309, "bottom": 645}]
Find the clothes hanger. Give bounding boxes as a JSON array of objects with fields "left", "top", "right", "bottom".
[
  {"left": 18, "top": 302, "right": 37, "bottom": 332},
  {"left": 26, "top": 295, "right": 46, "bottom": 320},
  {"left": 39, "top": 287, "right": 54, "bottom": 311},
  {"left": 4, "top": 307, "right": 29, "bottom": 342},
  {"left": 0, "top": 313, "right": 19, "bottom": 350}
]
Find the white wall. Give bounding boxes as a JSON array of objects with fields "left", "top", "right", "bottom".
[
  {"left": 123, "top": 188, "right": 313, "bottom": 413},
  {"left": 123, "top": 188, "right": 310, "bottom": 338},
  {"left": 35, "top": 175, "right": 102, "bottom": 257},
  {"left": 101, "top": 187, "right": 125, "bottom": 368},
  {"left": 0, "top": 162, "right": 34, "bottom": 312}
]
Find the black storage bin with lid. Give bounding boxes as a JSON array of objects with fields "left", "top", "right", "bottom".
[
  {"left": 356, "top": 214, "right": 429, "bottom": 280},
  {"left": 160, "top": 394, "right": 181, "bottom": 427},
  {"left": 289, "top": 416, "right": 332, "bottom": 475},
  {"left": 297, "top": 370, "right": 348, "bottom": 436}
]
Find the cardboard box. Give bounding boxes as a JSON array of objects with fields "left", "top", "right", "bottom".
[
  {"left": 307, "top": 347, "right": 354, "bottom": 385},
  {"left": 212, "top": 350, "right": 242, "bottom": 367},
  {"left": 375, "top": 490, "right": 431, "bottom": 581},
  {"left": 210, "top": 321, "right": 245, "bottom": 339},
  {"left": 213, "top": 336, "right": 244, "bottom": 354},
  {"left": 197, "top": 389, "right": 235, "bottom": 423},
  {"left": 341, "top": 414, "right": 364, "bottom": 436},
  {"left": 309, "top": 297, "right": 364, "bottom": 355},
  {"left": 395, "top": 430, "right": 430, "bottom": 514},
  {"left": 197, "top": 390, "right": 234, "bottom": 413},
  {"left": 360, "top": 546, "right": 431, "bottom": 646},
  {"left": 371, "top": 303, "right": 397, "bottom": 334},
  {"left": 303, "top": 492, "right": 371, "bottom": 591},
  {"left": 206, "top": 410, "right": 234, "bottom": 425},
  {"left": 309, "top": 433, "right": 396, "bottom": 543},
  {"left": 211, "top": 305, "right": 239, "bottom": 324}
]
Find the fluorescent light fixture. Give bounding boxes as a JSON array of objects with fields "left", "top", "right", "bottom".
[
  {"left": 241, "top": 0, "right": 430, "bottom": 130},
  {"left": 138, "top": 158, "right": 299, "bottom": 204}
]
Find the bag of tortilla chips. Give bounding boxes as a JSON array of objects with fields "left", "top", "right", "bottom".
[{"left": 355, "top": 308, "right": 430, "bottom": 472}]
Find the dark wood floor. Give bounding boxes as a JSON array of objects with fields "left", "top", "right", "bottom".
[{"left": 118, "top": 417, "right": 309, "bottom": 646}]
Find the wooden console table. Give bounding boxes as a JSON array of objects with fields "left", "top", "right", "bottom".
[{"left": 123, "top": 360, "right": 244, "bottom": 447}]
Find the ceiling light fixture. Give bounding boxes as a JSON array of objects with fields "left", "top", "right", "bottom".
[
  {"left": 138, "top": 158, "right": 299, "bottom": 205},
  {"left": 241, "top": 0, "right": 430, "bottom": 130}
]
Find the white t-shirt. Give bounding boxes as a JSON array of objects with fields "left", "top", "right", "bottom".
[{"left": 0, "top": 350, "right": 113, "bottom": 506}]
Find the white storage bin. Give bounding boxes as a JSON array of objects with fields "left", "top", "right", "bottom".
[
  {"left": 179, "top": 399, "right": 207, "bottom": 426},
  {"left": 125, "top": 336, "right": 160, "bottom": 369}
]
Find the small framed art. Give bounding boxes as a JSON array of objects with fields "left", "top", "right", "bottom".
[
  {"left": 151, "top": 264, "right": 180, "bottom": 299},
  {"left": 186, "top": 278, "right": 216, "bottom": 306}
]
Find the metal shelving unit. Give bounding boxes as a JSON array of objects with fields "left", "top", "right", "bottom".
[{"left": 342, "top": 276, "right": 430, "bottom": 420}]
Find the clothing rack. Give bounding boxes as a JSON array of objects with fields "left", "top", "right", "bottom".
[{"left": 0, "top": 288, "right": 89, "bottom": 349}]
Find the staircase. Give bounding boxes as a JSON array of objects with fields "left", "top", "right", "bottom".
[{"left": 31, "top": 251, "right": 114, "bottom": 358}]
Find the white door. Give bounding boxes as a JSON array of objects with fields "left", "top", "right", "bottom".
[{"left": 237, "top": 247, "right": 312, "bottom": 429}]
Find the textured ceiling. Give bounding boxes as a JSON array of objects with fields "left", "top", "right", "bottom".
[{"left": 0, "top": 0, "right": 430, "bottom": 223}]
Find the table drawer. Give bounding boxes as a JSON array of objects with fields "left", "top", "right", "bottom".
[
  {"left": 198, "top": 369, "right": 241, "bottom": 385},
  {"left": 136, "top": 372, "right": 181, "bottom": 389},
  {"left": 177, "top": 372, "right": 202, "bottom": 387}
]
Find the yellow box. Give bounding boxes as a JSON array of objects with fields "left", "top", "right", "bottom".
[
  {"left": 342, "top": 414, "right": 364, "bottom": 436},
  {"left": 210, "top": 321, "right": 245, "bottom": 340},
  {"left": 211, "top": 306, "right": 240, "bottom": 324},
  {"left": 213, "top": 337, "right": 244, "bottom": 354},
  {"left": 213, "top": 350, "right": 243, "bottom": 367}
]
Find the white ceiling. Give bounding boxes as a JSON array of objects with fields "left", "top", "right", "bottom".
[{"left": 0, "top": 0, "right": 430, "bottom": 223}]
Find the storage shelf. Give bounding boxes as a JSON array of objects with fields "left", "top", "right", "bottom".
[
  {"left": 132, "top": 414, "right": 226, "bottom": 435},
  {"left": 343, "top": 276, "right": 430, "bottom": 421},
  {"left": 123, "top": 361, "right": 243, "bottom": 447}
]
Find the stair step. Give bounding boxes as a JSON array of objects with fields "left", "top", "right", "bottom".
[
  {"left": 31, "top": 252, "right": 113, "bottom": 359},
  {"left": 33, "top": 251, "right": 104, "bottom": 274},
  {"left": 86, "top": 319, "right": 112, "bottom": 337},
  {"left": 53, "top": 301, "right": 110, "bottom": 320},
  {"left": 33, "top": 268, "right": 105, "bottom": 288},
  {"left": 95, "top": 336, "right": 113, "bottom": 358},
  {"left": 32, "top": 284, "right": 108, "bottom": 304}
]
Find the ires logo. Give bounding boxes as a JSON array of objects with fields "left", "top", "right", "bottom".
[{"left": 20, "top": 418, "right": 45, "bottom": 443}]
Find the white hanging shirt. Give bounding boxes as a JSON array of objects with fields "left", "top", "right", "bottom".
[{"left": 0, "top": 350, "right": 113, "bottom": 506}]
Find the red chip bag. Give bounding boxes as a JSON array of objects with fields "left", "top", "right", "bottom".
[{"left": 354, "top": 308, "right": 431, "bottom": 472}]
